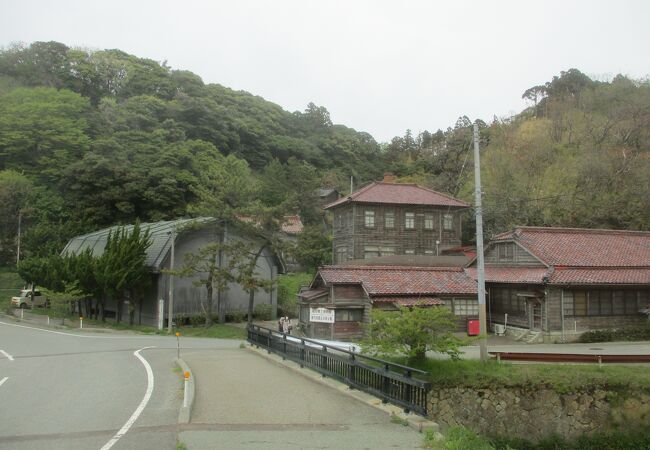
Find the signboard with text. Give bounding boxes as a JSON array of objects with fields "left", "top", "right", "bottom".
[{"left": 310, "top": 307, "right": 335, "bottom": 323}]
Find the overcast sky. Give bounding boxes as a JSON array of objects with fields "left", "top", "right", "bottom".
[{"left": 1, "top": 0, "right": 649, "bottom": 142}]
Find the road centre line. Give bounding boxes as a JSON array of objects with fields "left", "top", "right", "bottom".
[
  {"left": 0, "top": 349, "right": 14, "bottom": 361},
  {"left": 0, "top": 377, "right": 7, "bottom": 387},
  {"left": 100, "top": 346, "right": 156, "bottom": 450}
]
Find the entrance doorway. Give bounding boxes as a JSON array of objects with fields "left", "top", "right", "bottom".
[{"left": 528, "top": 299, "right": 543, "bottom": 331}]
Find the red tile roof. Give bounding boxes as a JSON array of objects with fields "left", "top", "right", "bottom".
[
  {"left": 482, "top": 227, "right": 650, "bottom": 286},
  {"left": 465, "top": 267, "right": 550, "bottom": 284},
  {"left": 550, "top": 267, "right": 650, "bottom": 285},
  {"left": 237, "top": 214, "right": 304, "bottom": 235},
  {"left": 372, "top": 296, "right": 444, "bottom": 306},
  {"left": 318, "top": 265, "right": 477, "bottom": 295},
  {"left": 281, "top": 215, "right": 304, "bottom": 235},
  {"left": 324, "top": 182, "right": 469, "bottom": 209},
  {"left": 493, "top": 227, "right": 650, "bottom": 267}
]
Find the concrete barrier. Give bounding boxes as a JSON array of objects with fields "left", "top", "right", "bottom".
[{"left": 175, "top": 358, "right": 195, "bottom": 424}]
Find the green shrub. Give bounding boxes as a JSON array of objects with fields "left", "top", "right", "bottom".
[
  {"left": 189, "top": 314, "right": 205, "bottom": 327},
  {"left": 253, "top": 303, "right": 272, "bottom": 320},
  {"left": 277, "top": 272, "right": 312, "bottom": 318},
  {"left": 579, "top": 325, "right": 650, "bottom": 343},
  {"left": 443, "top": 427, "right": 495, "bottom": 450},
  {"left": 226, "top": 309, "right": 246, "bottom": 323},
  {"left": 492, "top": 429, "right": 650, "bottom": 449}
]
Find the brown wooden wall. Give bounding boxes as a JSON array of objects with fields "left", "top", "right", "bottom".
[
  {"left": 331, "top": 203, "right": 464, "bottom": 261},
  {"left": 484, "top": 242, "right": 544, "bottom": 266},
  {"left": 333, "top": 284, "right": 366, "bottom": 301}
]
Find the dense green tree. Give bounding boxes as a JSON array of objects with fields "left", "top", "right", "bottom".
[
  {"left": 293, "top": 225, "right": 332, "bottom": 270},
  {"left": 362, "top": 305, "right": 464, "bottom": 362},
  {"left": 0, "top": 87, "right": 90, "bottom": 178}
]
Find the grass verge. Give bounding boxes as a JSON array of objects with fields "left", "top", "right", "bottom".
[{"left": 391, "top": 357, "right": 650, "bottom": 393}]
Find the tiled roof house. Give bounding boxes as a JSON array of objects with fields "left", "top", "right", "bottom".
[
  {"left": 298, "top": 265, "right": 477, "bottom": 340},
  {"left": 466, "top": 226, "right": 650, "bottom": 341}
]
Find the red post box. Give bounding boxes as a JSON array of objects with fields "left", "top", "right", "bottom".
[{"left": 467, "top": 319, "right": 480, "bottom": 336}]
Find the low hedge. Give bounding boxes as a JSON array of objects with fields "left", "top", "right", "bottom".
[{"left": 578, "top": 324, "right": 650, "bottom": 343}]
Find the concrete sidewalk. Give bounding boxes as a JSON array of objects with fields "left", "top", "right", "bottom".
[{"left": 178, "top": 347, "right": 425, "bottom": 449}]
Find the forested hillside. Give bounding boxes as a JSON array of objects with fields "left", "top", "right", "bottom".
[
  {"left": 381, "top": 69, "right": 650, "bottom": 238},
  {"left": 0, "top": 41, "right": 383, "bottom": 265},
  {"left": 0, "top": 41, "right": 648, "bottom": 266}
]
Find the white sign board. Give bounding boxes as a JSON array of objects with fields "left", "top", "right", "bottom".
[{"left": 310, "top": 307, "right": 335, "bottom": 323}]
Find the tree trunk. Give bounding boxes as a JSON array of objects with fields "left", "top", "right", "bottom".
[
  {"left": 247, "top": 289, "right": 255, "bottom": 326},
  {"left": 217, "top": 227, "right": 226, "bottom": 324},
  {"left": 138, "top": 297, "right": 143, "bottom": 326},
  {"left": 217, "top": 288, "right": 225, "bottom": 324},
  {"left": 116, "top": 298, "right": 122, "bottom": 324},
  {"left": 205, "top": 281, "right": 214, "bottom": 327},
  {"left": 246, "top": 244, "right": 266, "bottom": 326},
  {"left": 100, "top": 295, "right": 106, "bottom": 322}
]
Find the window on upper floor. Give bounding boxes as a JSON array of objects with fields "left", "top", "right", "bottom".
[
  {"left": 443, "top": 213, "right": 453, "bottom": 231},
  {"left": 385, "top": 211, "right": 395, "bottom": 229},
  {"left": 364, "top": 210, "right": 375, "bottom": 228},
  {"left": 424, "top": 213, "right": 434, "bottom": 230},
  {"left": 498, "top": 243, "right": 514, "bottom": 261},
  {"left": 336, "top": 247, "right": 348, "bottom": 264},
  {"left": 405, "top": 212, "right": 415, "bottom": 229}
]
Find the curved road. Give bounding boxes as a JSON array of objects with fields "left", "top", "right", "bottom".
[{"left": 0, "top": 320, "right": 239, "bottom": 450}]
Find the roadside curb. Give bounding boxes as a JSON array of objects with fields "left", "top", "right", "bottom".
[
  {"left": 175, "top": 358, "right": 195, "bottom": 424},
  {"left": 244, "top": 344, "right": 439, "bottom": 434}
]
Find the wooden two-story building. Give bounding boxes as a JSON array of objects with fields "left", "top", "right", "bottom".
[
  {"left": 325, "top": 175, "right": 469, "bottom": 264},
  {"left": 466, "top": 227, "right": 650, "bottom": 342},
  {"left": 296, "top": 178, "right": 478, "bottom": 341}
]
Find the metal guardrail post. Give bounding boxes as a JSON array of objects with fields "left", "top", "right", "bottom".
[
  {"left": 404, "top": 369, "right": 412, "bottom": 414},
  {"left": 321, "top": 346, "right": 328, "bottom": 377},
  {"left": 282, "top": 334, "right": 287, "bottom": 360},
  {"left": 382, "top": 364, "right": 390, "bottom": 403},
  {"left": 267, "top": 328, "right": 272, "bottom": 354},
  {"left": 349, "top": 353, "right": 356, "bottom": 389},
  {"left": 300, "top": 339, "right": 305, "bottom": 368}
]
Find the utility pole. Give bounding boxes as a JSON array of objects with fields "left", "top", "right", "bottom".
[
  {"left": 350, "top": 176, "right": 354, "bottom": 195},
  {"left": 167, "top": 225, "right": 176, "bottom": 333},
  {"left": 473, "top": 122, "right": 488, "bottom": 362},
  {"left": 16, "top": 210, "right": 22, "bottom": 267}
]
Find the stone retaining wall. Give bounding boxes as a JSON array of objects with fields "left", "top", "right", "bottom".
[{"left": 428, "top": 387, "right": 650, "bottom": 441}]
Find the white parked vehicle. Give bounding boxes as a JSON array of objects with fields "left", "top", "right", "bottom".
[{"left": 11, "top": 289, "right": 49, "bottom": 309}]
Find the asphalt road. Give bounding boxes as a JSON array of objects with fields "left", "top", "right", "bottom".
[{"left": 0, "top": 319, "right": 240, "bottom": 450}]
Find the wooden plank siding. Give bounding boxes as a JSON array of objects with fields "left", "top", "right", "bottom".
[
  {"left": 332, "top": 203, "right": 463, "bottom": 262},
  {"left": 484, "top": 242, "right": 544, "bottom": 266}
]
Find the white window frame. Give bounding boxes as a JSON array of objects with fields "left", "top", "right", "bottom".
[
  {"left": 405, "top": 212, "right": 415, "bottom": 229},
  {"left": 443, "top": 213, "right": 453, "bottom": 231},
  {"left": 365, "top": 210, "right": 375, "bottom": 228},
  {"left": 385, "top": 211, "right": 395, "bottom": 229},
  {"left": 424, "top": 213, "right": 434, "bottom": 230}
]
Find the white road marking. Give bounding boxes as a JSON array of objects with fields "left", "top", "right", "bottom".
[
  {"left": 0, "top": 377, "right": 8, "bottom": 387},
  {"left": 0, "top": 320, "right": 140, "bottom": 339},
  {"left": 0, "top": 349, "right": 14, "bottom": 361},
  {"left": 100, "top": 346, "right": 156, "bottom": 450}
]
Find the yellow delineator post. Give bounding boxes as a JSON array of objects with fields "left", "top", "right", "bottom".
[{"left": 176, "top": 332, "right": 181, "bottom": 359}]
